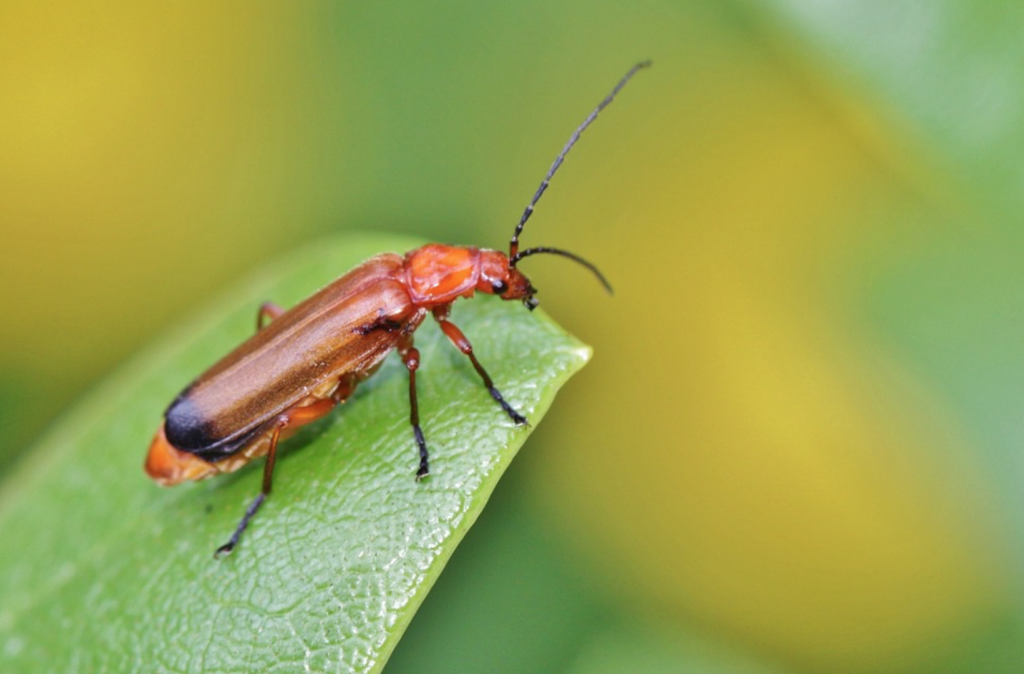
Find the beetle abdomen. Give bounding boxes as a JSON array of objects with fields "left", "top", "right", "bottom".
[
  {"left": 163, "top": 253, "right": 424, "bottom": 459},
  {"left": 164, "top": 391, "right": 265, "bottom": 461},
  {"left": 164, "top": 388, "right": 215, "bottom": 450}
]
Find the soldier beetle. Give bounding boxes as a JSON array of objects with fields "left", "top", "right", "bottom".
[{"left": 145, "top": 61, "right": 650, "bottom": 555}]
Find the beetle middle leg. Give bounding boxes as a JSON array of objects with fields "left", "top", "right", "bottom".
[
  {"left": 399, "top": 334, "right": 431, "bottom": 480},
  {"left": 215, "top": 396, "right": 337, "bottom": 557},
  {"left": 431, "top": 305, "right": 527, "bottom": 426}
]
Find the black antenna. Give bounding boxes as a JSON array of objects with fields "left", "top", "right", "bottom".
[
  {"left": 510, "top": 246, "right": 613, "bottom": 294},
  {"left": 509, "top": 60, "right": 651, "bottom": 262}
]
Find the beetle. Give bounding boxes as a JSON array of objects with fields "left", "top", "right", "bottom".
[{"left": 145, "top": 61, "right": 650, "bottom": 555}]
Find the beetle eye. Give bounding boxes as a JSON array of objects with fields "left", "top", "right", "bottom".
[
  {"left": 524, "top": 296, "right": 540, "bottom": 311},
  {"left": 492, "top": 280, "right": 509, "bottom": 295}
]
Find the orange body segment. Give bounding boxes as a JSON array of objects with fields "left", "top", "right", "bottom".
[
  {"left": 146, "top": 424, "right": 219, "bottom": 485},
  {"left": 405, "top": 244, "right": 480, "bottom": 304}
]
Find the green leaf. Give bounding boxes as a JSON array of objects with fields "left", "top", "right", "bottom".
[
  {"left": 0, "top": 232, "right": 590, "bottom": 673},
  {"left": 386, "top": 470, "right": 801, "bottom": 674}
]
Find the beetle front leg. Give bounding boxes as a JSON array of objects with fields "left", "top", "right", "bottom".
[
  {"left": 399, "top": 335, "right": 430, "bottom": 480},
  {"left": 215, "top": 396, "right": 336, "bottom": 557},
  {"left": 256, "top": 302, "right": 286, "bottom": 331},
  {"left": 431, "top": 306, "right": 527, "bottom": 426}
]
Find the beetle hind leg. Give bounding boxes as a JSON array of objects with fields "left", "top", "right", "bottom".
[
  {"left": 214, "top": 396, "right": 337, "bottom": 557},
  {"left": 214, "top": 423, "right": 282, "bottom": 557}
]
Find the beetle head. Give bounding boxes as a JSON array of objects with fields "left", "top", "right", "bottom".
[
  {"left": 477, "top": 249, "right": 538, "bottom": 309},
  {"left": 478, "top": 248, "right": 609, "bottom": 311}
]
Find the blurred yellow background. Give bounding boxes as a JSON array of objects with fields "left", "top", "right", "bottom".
[{"left": 3, "top": 2, "right": 1023, "bottom": 673}]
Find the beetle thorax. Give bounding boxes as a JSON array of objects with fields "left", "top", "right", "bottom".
[{"left": 404, "top": 244, "right": 482, "bottom": 306}]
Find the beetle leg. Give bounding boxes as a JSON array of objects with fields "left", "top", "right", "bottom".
[
  {"left": 431, "top": 306, "right": 528, "bottom": 426},
  {"left": 215, "top": 396, "right": 336, "bottom": 556},
  {"left": 257, "top": 302, "right": 286, "bottom": 331},
  {"left": 331, "top": 372, "right": 359, "bottom": 404},
  {"left": 399, "top": 335, "right": 430, "bottom": 480}
]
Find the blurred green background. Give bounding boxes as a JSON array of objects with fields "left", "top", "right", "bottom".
[{"left": 3, "top": 2, "right": 1024, "bottom": 673}]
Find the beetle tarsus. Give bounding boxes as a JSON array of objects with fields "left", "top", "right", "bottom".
[
  {"left": 487, "top": 386, "right": 528, "bottom": 426},
  {"left": 215, "top": 491, "right": 267, "bottom": 558},
  {"left": 413, "top": 426, "right": 430, "bottom": 480}
]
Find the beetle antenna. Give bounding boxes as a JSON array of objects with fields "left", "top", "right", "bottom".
[
  {"left": 510, "top": 246, "right": 613, "bottom": 294},
  {"left": 509, "top": 60, "right": 651, "bottom": 261}
]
